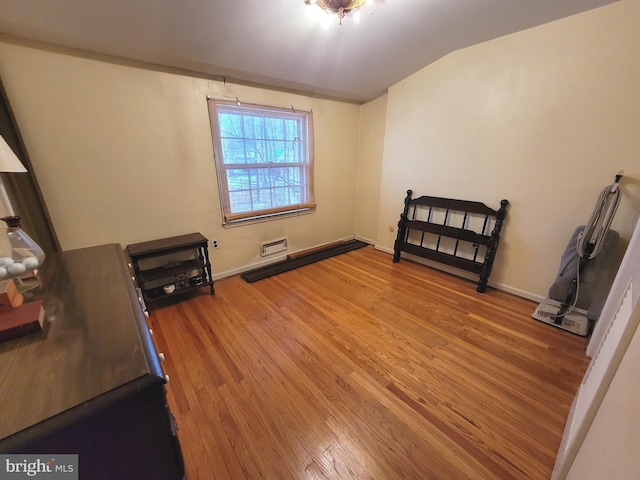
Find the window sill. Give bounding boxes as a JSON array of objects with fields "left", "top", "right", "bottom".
[{"left": 222, "top": 207, "right": 315, "bottom": 228}]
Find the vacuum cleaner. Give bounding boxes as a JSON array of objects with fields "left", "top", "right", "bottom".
[{"left": 532, "top": 171, "right": 624, "bottom": 336}]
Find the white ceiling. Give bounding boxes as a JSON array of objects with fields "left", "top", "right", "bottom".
[{"left": 0, "top": 0, "right": 618, "bottom": 103}]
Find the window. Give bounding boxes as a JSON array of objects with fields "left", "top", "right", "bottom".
[{"left": 207, "top": 99, "right": 316, "bottom": 223}]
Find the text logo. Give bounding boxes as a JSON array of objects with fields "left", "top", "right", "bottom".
[{"left": 0, "top": 455, "right": 77, "bottom": 479}]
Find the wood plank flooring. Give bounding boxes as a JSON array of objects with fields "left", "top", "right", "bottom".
[{"left": 150, "top": 246, "right": 589, "bottom": 480}]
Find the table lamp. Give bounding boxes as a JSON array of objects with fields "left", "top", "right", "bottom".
[
  {"left": 0, "top": 134, "right": 27, "bottom": 214},
  {"left": 0, "top": 135, "right": 45, "bottom": 285}
]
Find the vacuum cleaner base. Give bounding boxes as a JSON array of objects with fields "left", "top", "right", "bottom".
[{"left": 532, "top": 300, "right": 591, "bottom": 336}]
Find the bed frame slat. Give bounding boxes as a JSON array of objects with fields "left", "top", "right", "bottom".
[{"left": 404, "top": 220, "right": 493, "bottom": 245}]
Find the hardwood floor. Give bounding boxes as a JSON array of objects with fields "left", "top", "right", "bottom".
[{"left": 149, "top": 246, "right": 590, "bottom": 480}]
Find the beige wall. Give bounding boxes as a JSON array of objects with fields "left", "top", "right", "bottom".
[
  {"left": 375, "top": 0, "right": 640, "bottom": 299},
  {"left": 0, "top": 40, "right": 361, "bottom": 276},
  {"left": 355, "top": 94, "right": 387, "bottom": 243}
]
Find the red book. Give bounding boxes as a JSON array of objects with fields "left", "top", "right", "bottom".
[{"left": 0, "top": 300, "right": 45, "bottom": 343}]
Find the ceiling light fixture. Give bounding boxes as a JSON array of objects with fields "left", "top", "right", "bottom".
[{"left": 304, "top": 0, "right": 368, "bottom": 25}]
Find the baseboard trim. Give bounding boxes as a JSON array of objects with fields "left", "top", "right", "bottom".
[{"left": 374, "top": 243, "right": 542, "bottom": 303}]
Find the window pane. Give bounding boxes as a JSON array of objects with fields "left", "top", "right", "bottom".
[
  {"left": 243, "top": 115, "right": 265, "bottom": 140},
  {"left": 265, "top": 117, "right": 284, "bottom": 140},
  {"left": 289, "top": 167, "right": 301, "bottom": 187},
  {"left": 284, "top": 119, "right": 298, "bottom": 140},
  {"left": 272, "top": 187, "right": 291, "bottom": 207},
  {"left": 229, "top": 189, "right": 252, "bottom": 213},
  {"left": 292, "top": 139, "right": 302, "bottom": 163},
  {"left": 227, "top": 169, "right": 250, "bottom": 191},
  {"left": 289, "top": 185, "right": 302, "bottom": 204},
  {"left": 251, "top": 188, "right": 272, "bottom": 211},
  {"left": 221, "top": 138, "right": 246, "bottom": 164},
  {"left": 245, "top": 139, "right": 266, "bottom": 163},
  {"left": 271, "top": 167, "right": 289, "bottom": 187},
  {"left": 249, "top": 168, "right": 269, "bottom": 189},
  {"left": 265, "top": 140, "right": 281, "bottom": 163},
  {"left": 218, "top": 113, "right": 243, "bottom": 138}
]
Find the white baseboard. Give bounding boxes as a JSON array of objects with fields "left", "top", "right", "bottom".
[
  {"left": 374, "top": 244, "right": 394, "bottom": 255},
  {"left": 374, "top": 243, "right": 543, "bottom": 303},
  {"left": 211, "top": 254, "right": 289, "bottom": 281}
]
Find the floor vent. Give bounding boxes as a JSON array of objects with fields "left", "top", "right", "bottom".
[{"left": 261, "top": 238, "right": 288, "bottom": 257}]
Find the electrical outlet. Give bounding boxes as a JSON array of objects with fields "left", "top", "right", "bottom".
[{"left": 211, "top": 239, "right": 219, "bottom": 249}]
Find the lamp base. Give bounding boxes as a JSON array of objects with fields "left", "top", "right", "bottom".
[
  {"left": 12, "top": 274, "right": 42, "bottom": 295},
  {"left": 0, "top": 278, "right": 23, "bottom": 312}
]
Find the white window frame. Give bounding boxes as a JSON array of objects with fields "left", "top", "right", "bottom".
[{"left": 207, "top": 99, "right": 316, "bottom": 224}]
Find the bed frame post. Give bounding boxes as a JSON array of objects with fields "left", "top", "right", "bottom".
[
  {"left": 477, "top": 199, "right": 509, "bottom": 293},
  {"left": 393, "top": 190, "right": 413, "bottom": 262}
]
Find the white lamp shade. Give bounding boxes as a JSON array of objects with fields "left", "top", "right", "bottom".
[{"left": 0, "top": 135, "right": 27, "bottom": 173}]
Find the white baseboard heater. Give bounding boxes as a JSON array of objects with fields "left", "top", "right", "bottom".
[{"left": 260, "top": 238, "right": 288, "bottom": 257}]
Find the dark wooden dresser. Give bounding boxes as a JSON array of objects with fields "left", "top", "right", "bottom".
[{"left": 0, "top": 244, "right": 185, "bottom": 480}]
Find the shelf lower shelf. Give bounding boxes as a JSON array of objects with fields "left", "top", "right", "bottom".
[{"left": 144, "top": 282, "right": 213, "bottom": 303}]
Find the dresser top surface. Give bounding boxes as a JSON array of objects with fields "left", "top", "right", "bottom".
[{"left": 0, "top": 243, "right": 158, "bottom": 441}]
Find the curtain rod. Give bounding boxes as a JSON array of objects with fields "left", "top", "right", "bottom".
[{"left": 205, "top": 95, "right": 312, "bottom": 114}]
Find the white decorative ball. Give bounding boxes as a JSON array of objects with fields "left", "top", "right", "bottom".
[
  {"left": 0, "top": 257, "right": 14, "bottom": 268},
  {"left": 8, "top": 262, "right": 27, "bottom": 276},
  {"left": 22, "top": 256, "right": 40, "bottom": 270},
  {"left": 0, "top": 267, "right": 7, "bottom": 279}
]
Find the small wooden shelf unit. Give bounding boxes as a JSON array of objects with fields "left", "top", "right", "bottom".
[{"left": 127, "top": 232, "right": 214, "bottom": 307}]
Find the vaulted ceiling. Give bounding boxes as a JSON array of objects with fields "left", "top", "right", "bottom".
[{"left": 0, "top": 0, "right": 619, "bottom": 103}]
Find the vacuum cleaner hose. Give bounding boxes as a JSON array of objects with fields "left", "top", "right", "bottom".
[{"left": 577, "top": 171, "right": 623, "bottom": 259}]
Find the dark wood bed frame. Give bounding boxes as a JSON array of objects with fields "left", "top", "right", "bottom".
[{"left": 393, "top": 190, "right": 509, "bottom": 293}]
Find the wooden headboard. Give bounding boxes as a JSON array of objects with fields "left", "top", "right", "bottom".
[{"left": 392, "top": 190, "right": 509, "bottom": 293}]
